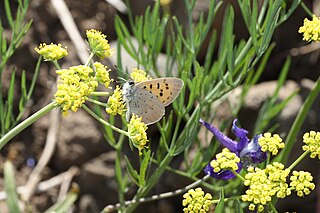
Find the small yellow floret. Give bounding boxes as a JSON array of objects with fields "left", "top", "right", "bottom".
[
  {"left": 302, "top": 131, "right": 320, "bottom": 159},
  {"left": 54, "top": 65, "right": 98, "bottom": 115},
  {"left": 182, "top": 188, "right": 213, "bottom": 213},
  {"left": 299, "top": 16, "right": 320, "bottom": 42},
  {"left": 290, "top": 170, "right": 315, "bottom": 197},
  {"left": 35, "top": 43, "right": 68, "bottom": 61},
  {"left": 130, "top": 68, "right": 152, "bottom": 82},
  {"left": 210, "top": 148, "right": 240, "bottom": 173},
  {"left": 86, "top": 29, "right": 113, "bottom": 59},
  {"left": 258, "top": 133, "right": 284, "bottom": 155},
  {"left": 94, "top": 62, "right": 113, "bottom": 88},
  {"left": 127, "top": 114, "right": 148, "bottom": 155},
  {"left": 106, "top": 86, "right": 125, "bottom": 116},
  {"left": 242, "top": 162, "right": 291, "bottom": 212}
]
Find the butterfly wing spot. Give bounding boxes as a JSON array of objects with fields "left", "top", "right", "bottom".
[
  {"left": 150, "top": 84, "right": 153, "bottom": 89},
  {"left": 143, "top": 86, "right": 147, "bottom": 89},
  {"left": 157, "top": 83, "right": 160, "bottom": 89},
  {"left": 159, "top": 92, "right": 163, "bottom": 97}
]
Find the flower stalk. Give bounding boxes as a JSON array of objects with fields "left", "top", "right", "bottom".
[{"left": 0, "top": 102, "right": 56, "bottom": 149}]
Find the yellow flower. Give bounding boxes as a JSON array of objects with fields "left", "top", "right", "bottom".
[
  {"left": 127, "top": 114, "right": 148, "bottom": 155},
  {"left": 210, "top": 148, "right": 240, "bottom": 173},
  {"left": 258, "top": 133, "right": 285, "bottom": 155},
  {"left": 106, "top": 86, "right": 125, "bottom": 115},
  {"left": 298, "top": 15, "right": 320, "bottom": 42},
  {"left": 182, "top": 188, "right": 213, "bottom": 213},
  {"left": 130, "top": 68, "right": 152, "bottom": 82},
  {"left": 54, "top": 65, "right": 98, "bottom": 115},
  {"left": 86, "top": 29, "right": 113, "bottom": 59},
  {"left": 302, "top": 131, "right": 320, "bottom": 159},
  {"left": 160, "top": 0, "right": 172, "bottom": 6},
  {"left": 242, "top": 162, "right": 291, "bottom": 212},
  {"left": 35, "top": 43, "right": 68, "bottom": 61},
  {"left": 290, "top": 171, "right": 315, "bottom": 197},
  {"left": 94, "top": 62, "right": 113, "bottom": 88}
]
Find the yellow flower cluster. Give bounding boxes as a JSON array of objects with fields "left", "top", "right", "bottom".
[
  {"left": 298, "top": 16, "right": 320, "bottom": 42},
  {"left": 106, "top": 86, "right": 125, "bottom": 115},
  {"left": 86, "top": 29, "right": 113, "bottom": 59},
  {"left": 127, "top": 114, "right": 148, "bottom": 155},
  {"left": 94, "top": 62, "right": 113, "bottom": 88},
  {"left": 242, "top": 162, "right": 291, "bottom": 212},
  {"left": 210, "top": 148, "right": 240, "bottom": 173},
  {"left": 258, "top": 133, "right": 285, "bottom": 155},
  {"left": 54, "top": 65, "right": 98, "bottom": 115},
  {"left": 130, "top": 68, "right": 152, "bottom": 82},
  {"left": 302, "top": 131, "right": 320, "bottom": 159},
  {"left": 290, "top": 170, "right": 315, "bottom": 197},
  {"left": 182, "top": 188, "right": 213, "bottom": 213},
  {"left": 35, "top": 43, "right": 68, "bottom": 61}
]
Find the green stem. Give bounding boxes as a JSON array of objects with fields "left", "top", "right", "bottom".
[
  {"left": 212, "top": 195, "right": 242, "bottom": 204},
  {"left": 82, "top": 104, "right": 128, "bottom": 136},
  {"left": 52, "top": 60, "right": 61, "bottom": 70},
  {"left": 234, "top": 171, "right": 246, "bottom": 182},
  {"left": 90, "top": 91, "right": 110, "bottom": 96},
  {"left": 87, "top": 98, "right": 108, "bottom": 107},
  {"left": 85, "top": 52, "right": 95, "bottom": 66},
  {"left": 288, "top": 150, "right": 310, "bottom": 171},
  {"left": 0, "top": 102, "right": 56, "bottom": 150},
  {"left": 279, "top": 75, "right": 320, "bottom": 163}
]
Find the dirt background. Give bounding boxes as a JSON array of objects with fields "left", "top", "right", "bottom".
[{"left": 0, "top": 0, "right": 320, "bottom": 212}]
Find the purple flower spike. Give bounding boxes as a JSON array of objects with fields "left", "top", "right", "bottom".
[
  {"left": 199, "top": 119, "right": 238, "bottom": 153},
  {"left": 200, "top": 118, "right": 267, "bottom": 180}
]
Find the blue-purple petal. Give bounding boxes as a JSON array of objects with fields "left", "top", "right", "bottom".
[
  {"left": 239, "top": 134, "right": 267, "bottom": 164},
  {"left": 199, "top": 119, "right": 238, "bottom": 153},
  {"left": 231, "top": 119, "right": 249, "bottom": 151},
  {"left": 204, "top": 162, "right": 243, "bottom": 180}
]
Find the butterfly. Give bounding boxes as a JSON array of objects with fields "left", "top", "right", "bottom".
[{"left": 122, "top": 77, "right": 184, "bottom": 125}]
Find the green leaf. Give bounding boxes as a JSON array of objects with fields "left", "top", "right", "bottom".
[
  {"left": 4, "top": 0, "right": 14, "bottom": 28},
  {"left": 114, "top": 16, "right": 138, "bottom": 60},
  {"left": 215, "top": 188, "right": 225, "bottom": 213},
  {"left": 44, "top": 187, "right": 78, "bottom": 213},
  {"left": 139, "top": 150, "right": 151, "bottom": 187},
  {"left": 5, "top": 70, "right": 16, "bottom": 130},
  {"left": 259, "top": 0, "right": 282, "bottom": 55},
  {"left": 250, "top": 0, "right": 258, "bottom": 53},
  {"left": 4, "top": 161, "right": 21, "bottom": 213},
  {"left": 124, "top": 156, "right": 140, "bottom": 186}
]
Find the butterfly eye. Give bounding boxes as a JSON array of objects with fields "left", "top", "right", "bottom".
[{"left": 129, "top": 80, "right": 135, "bottom": 86}]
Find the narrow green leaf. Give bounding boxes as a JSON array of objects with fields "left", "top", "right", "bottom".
[
  {"left": 44, "top": 187, "right": 78, "bottom": 213},
  {"left": 115, "top": 152, "right": 124, "bottom": 193},
  {"left": 5, "top": 70, "right": 16, "bottom": 130},
  {"left": 259, "top": 0, "right": 282, "bottom": 55},
  {"left": 278, "top": 0, "right": 301, "bottom": 25},
  {"left": 124, "top": 156, "right": 140, "bottom": 186},
  {"left": 225, "top": 6, "right": 235, "bottom": 74},
  {"left": 18, "top": 70, "right": 27, "bottom": 113},
  {"left": 215, "top": 188, "right": 225, "bottom": 213},
  {"left": 114, "top": 16, "right": 137, "bottom": 60},
  {"left": 250, "top": 0, "right": 258, "bottom": 53},
  {"left": 139, "top": 150, "right": 151, "bottom": 187},
  {"left": 4, "top": 161, "right": 21, "bottom": 213},
  {"left": 237, "top": 0, "right": 251, "bottom": 30},
  {"left": 204, "top": 30, "right": 217, "bottom": 71},
  {"left": 4, "top": 0, "right": 14, "bottom": 28}
]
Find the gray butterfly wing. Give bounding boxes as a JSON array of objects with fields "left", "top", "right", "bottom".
[
  {"left": 128, "top": 87, "right": 165, "bottom": 125},
  {"left": 135, "top": 78, "right": 184, "bottom": 107}
]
